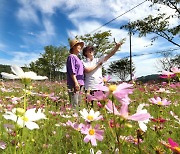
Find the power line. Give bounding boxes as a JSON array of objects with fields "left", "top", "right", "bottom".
[
  {"left": 62, "top": 0, "right": 147, "bottom": 48},
  {"left": 124, "top": 47, "right": 180, "bottom": 59},
  {"left": 89, "top": 0, "right": 147, "bottom": 34},
  {"left": 104, "top": 47, "right": 180, "bottom": 64}
]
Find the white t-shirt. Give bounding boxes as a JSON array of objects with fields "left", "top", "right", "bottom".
[{"left": 83, "top": 57, "right": 104, "bottom": 90}]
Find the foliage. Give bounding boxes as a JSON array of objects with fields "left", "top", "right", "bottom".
[
  {"left": 107, "top": 58, "right": 135, "bottom": 81},
  {"left": 77, "top": 31, "right": 115, "bottom": 59},
  {"left": 156, "top": 52, "right": 180, "bottom": 71},
  {"left": 149, "top": 0, "right": 180, "bottom": 15},
  {"left": 29, "top": 45, "right": 68, "bottom": 80},
  {"left": 171, "top": 54, "right": 180, "bottom": 67},
  {"left": 120, "top": 0, "right": 180, "bottom": 47},
  {"left": 0, "top": 64, "right": 11, "bottom": 78}
]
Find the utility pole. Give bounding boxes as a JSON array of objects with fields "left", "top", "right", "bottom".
[{"left": 129, "top": 24, "right": 132, "bottom": 81}]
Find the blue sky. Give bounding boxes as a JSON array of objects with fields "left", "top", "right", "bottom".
[{"left": 0, "top": 0, "right": 179, "bottom": 78}]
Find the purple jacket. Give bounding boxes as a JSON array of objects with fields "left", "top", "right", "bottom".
[{"left": 66, "top": 54, "right": 84, "bottom": 87}]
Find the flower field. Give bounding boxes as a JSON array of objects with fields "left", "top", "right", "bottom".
[
  {"left": 0, "top": 66, "right": 180, "bottom": 154},
  {"left": 0, "top": 78, "right": 179, "bottom": 154}
]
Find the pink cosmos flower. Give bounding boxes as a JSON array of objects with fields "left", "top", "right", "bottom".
[
  {"left": 81, "top": 124, "right": 104, "bottom": 146},
  {"left": 66, "top": 120, "right": 85, "bottom": 131},
  {"left": 119, "top": 135, "right": 143, "bottom": 145},
  {"left": 171, "top": 67, "right": 180, "bottom": 74},
  {"left": 92, "top": 91, "right": 108, "bottom": 101},
  {"left": 0, "top": 87, "right": 13, "bottom": 92},
  {"left": 161, "top": 138, "right": 180, "bottom": 153},
  {"left": 97, "top": 102, "right": 103, "bottom": 108},
  {"left": 156, "top": 88, "right": 171, "bottom": 93},
  {"left": 105, "top": 101, "right": 150, "bottom": 132},
  {"left": 160, "top": 71, "right": 175, "bottom": 79},
  {"left": 100, "top": 75, "right": 111, "bottom": 83},
  {"left": 0, "top": 141, "right": 6, "bottom": 150},
  {"left": 38, "top": 92, "right": 59, "bottom": 101},
  {"left": 10, "top": 97, "right": 21, "bottom": 104},
  {"left": 149, "top": 97, "right": 171, "bottom": 106},
  {"left": 96, "top": 82, "right": 133, "bottom": 101},
  {"left": 86, "top": 93, "right": 95, "bottom": 102}
]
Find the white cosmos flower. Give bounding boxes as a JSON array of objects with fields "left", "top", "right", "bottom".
[
  {"left": 1, "top": 65, "right": 48, "bottom": 80},
  {"left": 3, "top": 108, "right": 46, "bottom": 130},
  {"left": 136, "top": 104, "right": 150, "bottom": 132},
  {"left": 80, "top": 108, "right": 102, "bottom": 122}
]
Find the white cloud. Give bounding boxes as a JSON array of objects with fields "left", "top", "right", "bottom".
[
  {"left": 0, "top": 51, "right": 41, "bottom": 67},
  {"left": 33, "top": 0, "right": 64, "bottom": 14},
  {"left": 21, "top": 18, "right": 56, "bottom": 46},
  {"left": 37, "top": 18, "right": 56, "bottom": 45},
  {"left": 17, "top": 0, "right": 39, "bottom": 24}
]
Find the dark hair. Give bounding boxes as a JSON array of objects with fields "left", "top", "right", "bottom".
[{"left": 83, "top": 46, "right": 95, "bottom": 57}]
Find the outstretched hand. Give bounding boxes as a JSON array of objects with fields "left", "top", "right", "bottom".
[{"left": 114, "top": 38, "right": 126, "bottom": 47}]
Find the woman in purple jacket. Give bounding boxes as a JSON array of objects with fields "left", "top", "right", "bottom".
[{"left": 66, "top": 39, "right": 85, "bottom": 108}]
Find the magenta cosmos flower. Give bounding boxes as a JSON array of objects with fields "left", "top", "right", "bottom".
[
  {"left": 105, "top": 101, "right": 151, "bottom": 132},
  {"left": 161, "top": 138, "right": 180, "bottom": 153},
  {"left": 149, "top": 97, "right": 171, "bottom": 106},
  {"left": 81, "top": 124, "right": 104, "bottom": 146},
  {"left": 159, "top": 71, "right": 175, "bottom": 79}
]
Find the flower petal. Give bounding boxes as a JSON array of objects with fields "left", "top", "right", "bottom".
[
  {"left": 11, "top": 65, "right": 24, "bottom": 76},
  {"left": 1, "top": 72, "right": 19, "bottom": 79},
  {"left": 25, "top": 121, "right": 39, "bottom": 130}
]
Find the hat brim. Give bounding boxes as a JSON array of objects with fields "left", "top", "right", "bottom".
[{"left": 71, "top": 42, "right": 84, "bottom": 50}]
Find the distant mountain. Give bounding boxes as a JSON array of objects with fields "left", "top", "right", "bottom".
[{"left": 137, "top": 74, "right": 163, "bottom": 83}]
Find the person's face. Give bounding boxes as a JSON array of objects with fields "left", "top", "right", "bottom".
[
  {"left": 72, "top": 44, "right": 82, "bottom": 54},
  {"left": 86, "top": 48, "right": 94, "bottom": 58}
]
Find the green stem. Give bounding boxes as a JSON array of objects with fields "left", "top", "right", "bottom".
[
  {"left": 111, "top": 95, "right": 121, "bottom": 154},
  {"left": 23, "top": 85, "right": 27, "bottom": 111}
]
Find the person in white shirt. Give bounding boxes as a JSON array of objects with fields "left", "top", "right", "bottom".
[{"left": 83, "top": 41, "right": 123, "bottom": 107}]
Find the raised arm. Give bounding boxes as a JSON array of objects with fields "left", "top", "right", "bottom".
[{"left": 104, "top": 42, "right": 123, "bottom": 62}]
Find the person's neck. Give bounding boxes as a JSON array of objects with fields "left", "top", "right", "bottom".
[
  {"left": 87, "top": 56, "right": 93, "bottom": 61},
  {"left": 72, "top": 53, "right": 78, "bottom": 56}
]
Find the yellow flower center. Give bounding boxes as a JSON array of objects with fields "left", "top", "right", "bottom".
[
  {"left": 103, "top": 78, "right": 107, "bottom": 82},
  {"left": 87, "top": 115, "right": 94, "bottom": 121},
  {"left": 108, "top": 85, "right": 117, "bottom": 92},
  {"left": 157, "top": 101, "right": 162, "bottom": 105},
  {"left": 174, "top": 147, "right": 180, "bottom": 152},
  {"left": 89, "top": 129, "right": 95, "bottom": 135},
  {"left": 134, "top": 139, "right": 138, "bottom": 143},
  {"left": 16, "top": 108, "right": 25, "bottom": 116},
  {"left": 22, "top": 116, "right": 29, "bottom": 122}
]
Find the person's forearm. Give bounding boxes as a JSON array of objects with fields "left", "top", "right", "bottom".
[
  {"left": 104, "top": 43, "right": 122, "bottom": 61},
  {"left": 84, "top": 61, "right": 102, "bottom": 73},
  {"left": 71, "top": 74, "right": 79, "bottom": 85},
  {"left": 71, "top": 74, "right": 80, "bottom": 91}
]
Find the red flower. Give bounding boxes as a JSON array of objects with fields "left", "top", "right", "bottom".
[{"left": 151, "top": 118, "right": 167, "bottom": 123}]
